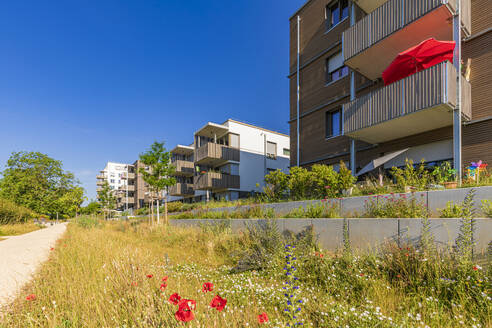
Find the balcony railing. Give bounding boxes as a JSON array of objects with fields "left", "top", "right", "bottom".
[
  {"left": 121, "top": 172, "right": 135, "bottom": 180},
  {"left": 193, "top": 172, "right": 240, "bottom": 191},
  {"left": 96, "top": 174, "right": 106, "bottom": 180},
  {"left": 118, "top": 185, "right": 135, "bottom": 192},
  {"left": 172, "top": 160, "right": 194, "bottom": 176},
  {"left": 343, "top": 0, "right": 470, "bottom": 80},
  {"left": 96, "top": 180, "right": 105, "bottom": 186},
  {"left": 195, "top": 143, "right": 240, "bottom": 165},
  {"left": 169, "top": 183, "right": 195, "bottom": 196},
  {"left": 343, "top": 61, "right": 471, "bottom": 144}
]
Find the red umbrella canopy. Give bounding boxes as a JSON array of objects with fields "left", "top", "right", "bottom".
[{"left": 382, "top": 38, "right": 456, "bottom": 85}]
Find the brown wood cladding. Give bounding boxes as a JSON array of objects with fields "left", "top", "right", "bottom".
[
  {"left": 463, "top": 120, "right": 492, "bottom": 166},
  {"left": 290, "top": 0, "right": 350, "bottom": 74},
  {"left": 462, "top": 31, "right": 492, "bottom": 120},
  {"left": 471, "top": 0, "right": 492, "bottom": 33}
]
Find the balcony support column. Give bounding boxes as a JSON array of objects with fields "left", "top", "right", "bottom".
[
  {"left": 453, "top": 1, "right": 462, "bottom": 185},
  {"left": 350, "top": 139, "right": 356, "bottom": 175}
]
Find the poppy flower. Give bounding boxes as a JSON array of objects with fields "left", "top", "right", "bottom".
[
  {"left": 258, "top": 312, "right": 269, "bottom": 323},
  {"left": 210, "top": 294, "right": 227, "bottom": 312},
  {"left": 396, "top": 274, "right": 401, "bottom": 278},
  {"left": 162, "top": 276, "right": 168, "bottom": 282},
  {"left": 360, "top": 273, "right": 364, "bottom": 277},
  {"left": 202, "top": 282, "right": 214, "bottom": 293},
  {"left": 26, "top": 294, "right": 36, "bottom": 301},
  {"left": 175, "top": 299, "right": 196, "bottom": 322},
  {"left": 131, "top": 281, "right": 138, "bottom": 287},
  {"left": 169, "top": 293, "right": 181, "bottom": 305},
  {"left": 160, "top": 283, "right": 167, "bottom": 291},
  {"left": 50, "top": 247, "right": 54, "bottom": 251},
  {"left": 146, "top": 274, "right": 153, "bottom": 278},
  {"left": 473, "top": 265, "right": 481, "bottom": 271}
]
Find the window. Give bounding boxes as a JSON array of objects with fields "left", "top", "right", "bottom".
[
  {"left": 283, "top": 148, "right": 291, "bottom": 156},
  {"left": 326, "top": 52, "right": 349, "bottom": 84},
  {"left": 110, "top": 179, "right": 115, "bottom": 183},
  {"left": 266, "top": 141, "right": 277, "bottom": 160},
  {"left": 326, "top": 109, "right": 342, "bottom": 138},
  {"left": 326, "top": 0, "right": 349, "bottom": 30}
]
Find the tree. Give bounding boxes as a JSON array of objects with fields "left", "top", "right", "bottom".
[
  {"left": 0, "top": 151, "right": 85, "bottom": 218},
  {"left": 97, "top": 181, "right": 116, "bottom": 219},
  {"left": 80, "top": 200, "right": 102, "bottom": 215},
  {"left": 139, "top": 141, "right": 176, "bottom": 225}
]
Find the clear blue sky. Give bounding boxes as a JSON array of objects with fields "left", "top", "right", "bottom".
[{"left": 0, "top": 0, "right": 304, "bottom": 202}]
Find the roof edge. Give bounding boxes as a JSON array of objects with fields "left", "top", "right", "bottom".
[{"left": 289, "top": 0, "right": 314, "bottom": 20}]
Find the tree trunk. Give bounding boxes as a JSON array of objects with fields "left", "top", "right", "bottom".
[
  {"left": 156, "top": 196, "right": 160, "bottom": 225},
  {"left": 151, "top": 199, "right": 154, "bottom": 226},
  {"left": 164, "top": 196, "right": 168, "bottom": 225}
]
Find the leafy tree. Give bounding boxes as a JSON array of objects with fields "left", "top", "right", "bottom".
[
  {"left": 0, "top": 151, "right": 84, "bottom": 218},
  {"left": 80, "top": 200, "right": 102, "bottom": 215},
  {"left": 97, "top": 181, "right": 116, "bottom": 219},
  {"left": 139, "top": 141, "right": 176, "bottom": 225}
]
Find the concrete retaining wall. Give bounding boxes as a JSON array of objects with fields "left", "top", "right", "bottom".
[
  {"left": 173, "top": 186, "right": 492, "bottom": 218},
  {"left": 170, "top": 218, "right": 492, "bottom": 253}
]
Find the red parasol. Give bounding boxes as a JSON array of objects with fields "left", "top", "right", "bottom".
[{"left": 382, "top": 38, "right": 456, "bottom": 85}]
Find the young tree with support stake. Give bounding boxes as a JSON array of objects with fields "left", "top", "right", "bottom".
[
  {"left": 97, "top": 181, "right": 116, "bottom": 220},
  {"left": 139, "top": 141, "right": 176, "bottom": 225}
]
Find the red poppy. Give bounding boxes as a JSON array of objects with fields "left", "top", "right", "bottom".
[
  {"left": 210, "top": 294, "right": 227, "bottom": 312},
  {"left": 175, "top": 299, "right": 196, "bottom": 322},
  {"left": 26, "top": 294, "right": 36, "bottom": 301},
  {"left": 396, "top": 274, "right": 401, "bottom": 278},
  {"left": 50, "top": 247, "right": 54, "bottom": 251},
  {"left": 146, "top": 274, "right": 153, "bottom": 278},
  {"left": 360, "top": 273, "right": 364, "bottom": 277},
  {"left": 472, "top": 266, "right": 478, "bottom": 271},
  {"left": 258, "top": 312, "right": 269, "bottom": 323},
  {"left": 162, "top": 276, "right": 168, "bottom": 282},
  {"left": 160, "top": 283, "right": 167, "bottom": 291},
  {"left": 169, "top": 293, "right": 181, "bottom": 305},
  {"left": 202, "top": 282, "right": 214, "bottom": 293},
  {"left": 405, "top": 253, "right": 409, "bottom": 257},
  {"left": 131, "top": 281, "right": 138, "bottom": 287}
]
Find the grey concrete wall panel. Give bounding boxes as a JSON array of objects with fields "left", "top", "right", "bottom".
[{"left": 348, "top": 219, "right": 399, "bottom": 249}]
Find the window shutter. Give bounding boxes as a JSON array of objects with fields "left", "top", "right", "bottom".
[
  {"left": 266, "top": 142, "right": 276, "bottom": 157},
  {"left": 326, "top": 112, "right": 333, "bottom": 138}
]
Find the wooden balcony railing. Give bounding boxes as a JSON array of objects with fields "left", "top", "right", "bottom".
[
  {"left": 118, "top": 185, "right": 135, "bottom": 192},
  {"left": 343, "top": 61, "right": 471, "bottom": 143},
  {"left": 172, "top": 160, "right": 194, "bottom": 176},
  {"left": 169, "top": 183, "right": 195, "bottom": 196},
  {"left": 343, "top": 0, "right": 470, "bottom": 64},
  {"left": 195, "top": 143, "right": 240, "bottom": 165},
  {"left": 193, "top": 172, "right": 240, "bottom": 190}
]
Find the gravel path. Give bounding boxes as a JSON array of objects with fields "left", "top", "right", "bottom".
[{"left": 0, "top": 223, "right": 67, "bottom": 308}]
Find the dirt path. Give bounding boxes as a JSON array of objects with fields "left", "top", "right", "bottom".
[{"left": 0, "top": 223, "right": 67, "bottom": 308}]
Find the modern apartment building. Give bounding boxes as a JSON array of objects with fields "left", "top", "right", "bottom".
[
  {"left": 96, "top": 160, "right": 153, "bottom": 211},
  {"left": 289, "top": 0, "right": 491, "bottom": 178},
  {"left": 169, "top": 119, "right": 290, "bottom": 202}
]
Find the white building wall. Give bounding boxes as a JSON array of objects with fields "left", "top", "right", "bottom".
[
  {"left": 101, "top": 162, "right": 129, "bottom": 191},
  {"left": 225, "top": 120, "right": 290, "bottom": 193},
  {"left": 384, "top": 139, "right": 453, "bottom": 168}
]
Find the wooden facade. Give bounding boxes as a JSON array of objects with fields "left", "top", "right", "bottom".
[
  {"left": 289, "top": 0, "right": 492, "bottom": 170},
  {"left": 193, "top": 172, "right": 240, "bottom": 191}
]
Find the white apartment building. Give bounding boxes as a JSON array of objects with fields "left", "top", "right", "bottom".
[
  {"left": 170, "top": 119, "right": 290, "bottom": 202},
  {"left": 96, "top": 162, "right": 130, "bottom": 191}
]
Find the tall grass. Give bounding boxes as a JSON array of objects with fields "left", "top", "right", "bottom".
[
  {"left": 2, "top": 221, "right": 490, "bottom": 327},
  {"left": 0, "top": 198, "right": 37, "bottom": 224}
]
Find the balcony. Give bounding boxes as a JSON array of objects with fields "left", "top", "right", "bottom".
[
  {"left": 118, "top": 197, "right": 135, "bottom": 204},
  {"left": 193, "top": 172, "right": 240, "bottom": 191},
  {"left": 343, "top": 61, "right": 471, "bottom": 144},
  {"left": 169, "top": 183, "right": 195, "bottom": 197},
  {"left": 96, "top": 180, "right": 105, "bottom": 186},
  {"left": 118, "top": 185, "right": 135, "bottom": 192},
  {"left": 121, "top": 172, "right": 135, "bottom": 180},
  {"left": 172, "top": 160, "right": 194, "bottom": 176},
  {"left": 96, "top": 174, "right": 105, "bottom": 180},
  {"left": 195, "top": 143, "right": 240, "bottom": 166},
  {"left": 343, "top": 0, "right": 471, "bottom": 80}
]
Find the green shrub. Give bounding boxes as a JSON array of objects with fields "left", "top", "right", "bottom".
[
  {"left": 481, "top": 199, "right": 492, "bottom": 218},
  {"left": 311, "top": 164, "right": 338, "bottom": 199},
  {"left": 0, "top": 198, "right": 37, "bottom": 224},
  {"left": 363, "top": 194, "right": 428, "bottom": 218},
  {"left": 391, "top": 159, "right": 430, "bottom": 191},
  {"left": 75, "top": 216, "right": 102, "bottom": 229},
  {"left": 438, "top": 201, "right": 464, "bottom": 218},
  {"left": 263, "top": 169, "right": 290, "bottom": 201},
  {"left": 289, "top": 166, "right": 314, "bottom": 200},
  {"left": 337, "top": 161, "right": 356, "bottom": 193}
]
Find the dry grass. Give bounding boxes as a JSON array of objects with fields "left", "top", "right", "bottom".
[
  {"left": 0, "top": 222, "right": 44, "bottom": 236},
  {"left": 1, "top": 220, "right": 490, "bottom": 327}
]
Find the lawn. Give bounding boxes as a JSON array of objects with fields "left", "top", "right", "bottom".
[{"left": 1, "top": 218, "right": 490, "bottom": 327}]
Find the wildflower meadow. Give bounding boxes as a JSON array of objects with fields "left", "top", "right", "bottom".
[{"left": 1, "top": 217, "right": 490, "bottom": 327}]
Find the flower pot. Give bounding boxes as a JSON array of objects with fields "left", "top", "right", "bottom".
[
  {"left": 443, "top": 181, "right": 458, "bottom": 189},
  {"left": 404, "top": 186, "right": 417, "bottom": 193}
]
